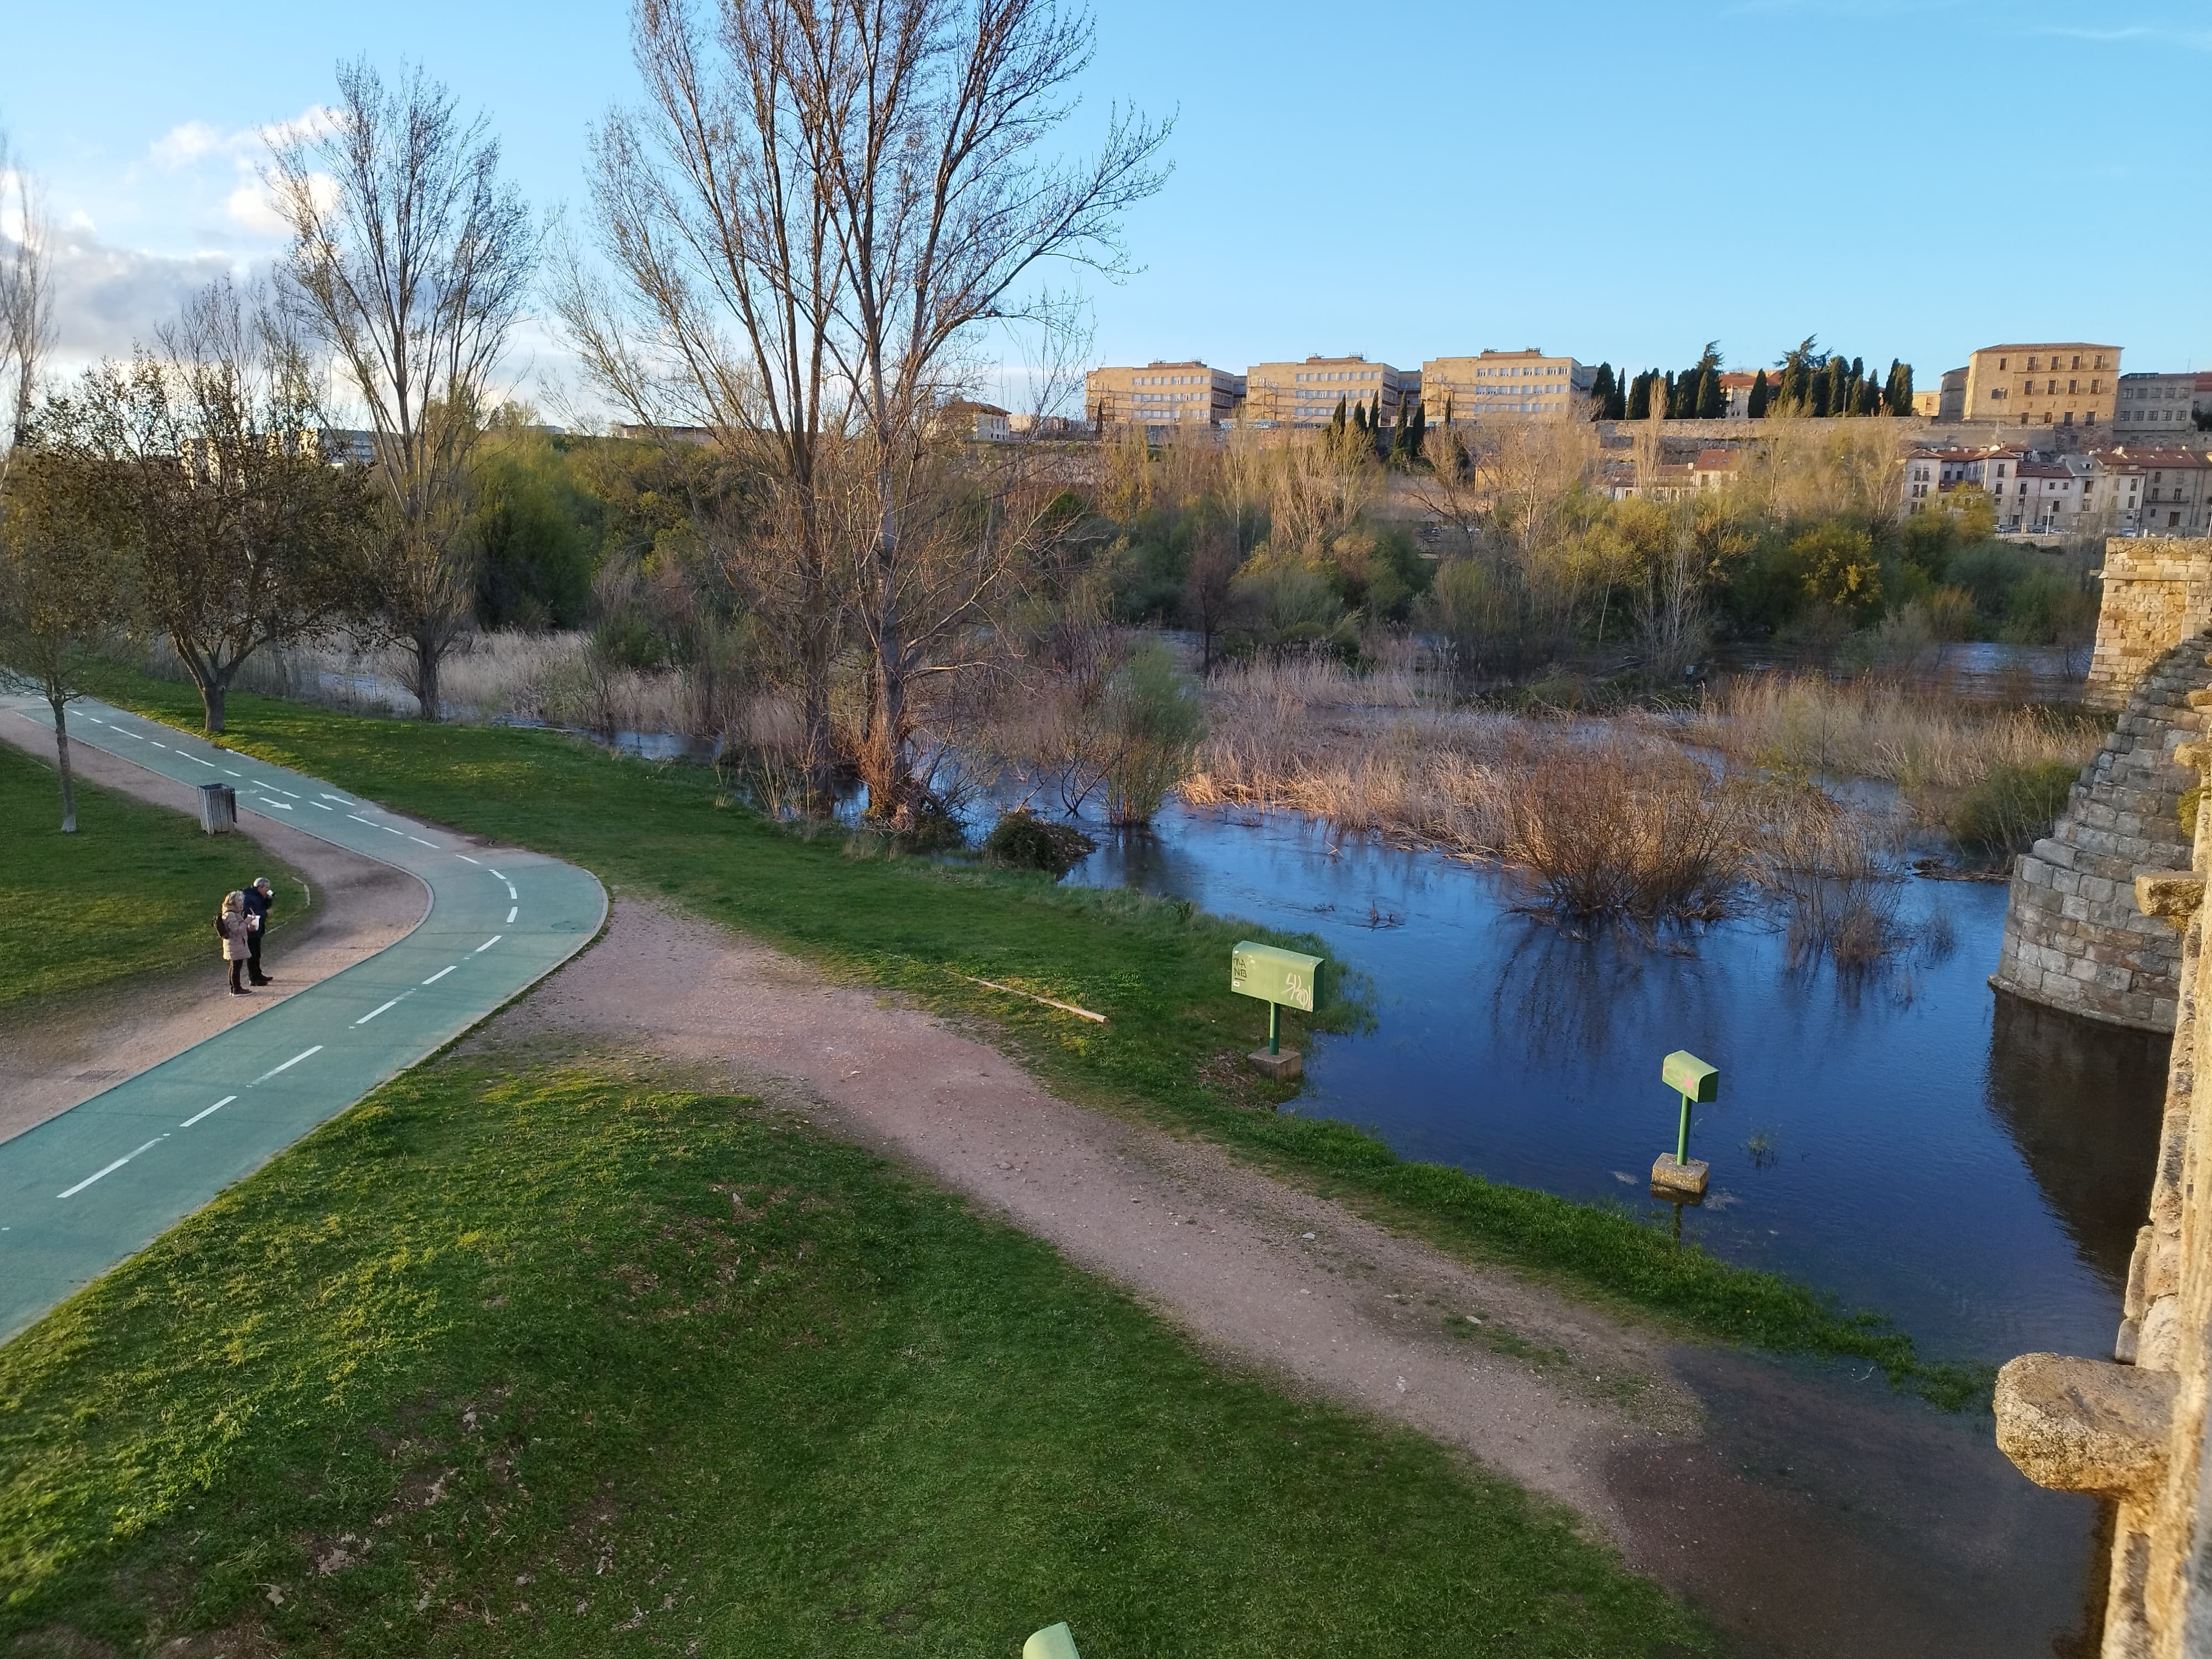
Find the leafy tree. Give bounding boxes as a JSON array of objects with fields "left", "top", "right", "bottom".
[
  {"left": 41, "top": 281, "right": 371, "bottom": 733},
  {"left": 1747, "top": 369, "right": 1770, "bottom": 419},
  {"left": 0, "top": 445, "right": 128, "bottom": 829},
  {"left": 1791, "top": 520, "right": 1884, "bottom": 613}
]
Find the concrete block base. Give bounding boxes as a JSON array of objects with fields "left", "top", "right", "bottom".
[
  {"left": 1247, "top": 1047, "right": 1303, "bottom": 1081},
  {"left": 1650, "top": 1155, "right": 1710, "bottom": 1199}
]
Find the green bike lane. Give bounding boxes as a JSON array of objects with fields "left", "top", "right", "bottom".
[{"left": 0, "top": 695, "right": 606, "bottom": 1340}]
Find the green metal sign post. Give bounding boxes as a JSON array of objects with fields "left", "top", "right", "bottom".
[
  {"left": 1652, "top": 1049, "right": 1718, "bottom": 1201},
  {"left": 1231, "top": 941, "right": 1322, "bottom": 1080}
]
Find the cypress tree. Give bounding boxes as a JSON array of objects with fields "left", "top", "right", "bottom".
[
  {"left": 1662, "top": 371, "right": 1678, "bottom": 419},
  {"left": 1331, "top": 395, "right": 1347, "bottom": 435},
  {"left": 1697, "top": 366, "right": 1723, "bottom": 419},
  {"left": 1748, "top": 368, "right": 1770, "bottom": 419},
  {"left": 1592, "top": 363, "right": 1616, "bottom": 417},
  {"left": 1408, "top": 396, "right": 1427, "bottom": 458},
  {"left": 1352, "top": 398, "right": 1368, "bottom": 435},
  {"left": 1626, "top": 371, "right": 1650, "bottom": 420}
]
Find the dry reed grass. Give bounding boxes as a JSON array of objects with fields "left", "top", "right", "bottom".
[
  {"left": 143, "top": 630, "right": 769, "bottom": 740},
  {"left": 1675, "top": 672, "right": 2101, "bottom": 796}
]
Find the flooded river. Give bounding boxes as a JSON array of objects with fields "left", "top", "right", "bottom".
[{"left": 1066, "top": 800, "right": 2165, "bottom": 1365}]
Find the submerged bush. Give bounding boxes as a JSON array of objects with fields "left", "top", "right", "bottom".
[
  {"left": 982, "top": 810, "right": 1097, "bottom": 878},
  {"left": 1949, "top": 760, "right": 2079, "bottom": 856}
]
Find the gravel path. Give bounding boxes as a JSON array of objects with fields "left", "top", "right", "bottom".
[{"left": 481, "top": 897, "right": 2100, "bottom": 1659}]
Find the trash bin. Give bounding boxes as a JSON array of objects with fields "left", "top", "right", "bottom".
[{"left": 197, "top": 781, "right": 237, "bottom": 834}]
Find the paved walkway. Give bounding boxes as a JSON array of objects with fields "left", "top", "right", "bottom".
[{"left": 0, "top": 696, "right": 605, "bottom": 1339}]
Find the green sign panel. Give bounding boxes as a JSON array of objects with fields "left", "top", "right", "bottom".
[
  {"left": 1231, "top": 942, "right": 1322, "bottom": 1013},
  {"left": 1662, "top": 1050, "right": 1718, "bottom": 1103}
]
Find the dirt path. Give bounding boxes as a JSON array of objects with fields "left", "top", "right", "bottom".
[
  {"left": 481, "top": 898, "right": 2100, "bottom": 1659},
  {"left": 0, "top": 716, "right": 426, "bottom": 1145}
]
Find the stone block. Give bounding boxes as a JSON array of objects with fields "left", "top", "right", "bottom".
[
  {"left": 1247, "top": 1047, "right": 1302, "bottom": 1081},
  {"left": 1649, "top": 1156, "right": 1709, "bottom": 1199},
  {"left": 1994, "top": 1353, "right": 2176, "bottom": 1499},
  {"left": 2051, "top": 868, "right": 2081, "bottom": 897},
  {"left": 2061, "top": 896, "right": 2092, "bottom": 923}
]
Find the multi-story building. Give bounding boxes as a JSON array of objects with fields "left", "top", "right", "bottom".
[
  {"left": 1902, "top": 445, "right": 2097, "bottom": 531},
  {"left": 1084, "top": 361, "right": 1243, "bottom": 430},
  {"left": 2115, "top": 372, "right": 2208, "bottom": 436},
  {"left": 1718, "top": 372, "right": 1762, "bottom": 419},
  {"left": 2105, "top": 447, "right": 2212, "bottom": 537},
  {"left": 1241, "top": 355, "right": 1408, "bottom": 427},
  {"left": 1913, "top": 368, "right": 1968, "bottom": 421},
  {"left": 1420, "top": 349, "right": 1593, "bottom": 425},
  {"left": 1960, "top": 343, "right": 2122, "bottom": 427}
]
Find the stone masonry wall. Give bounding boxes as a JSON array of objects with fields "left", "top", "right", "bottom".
[
  {"left": 1992, "top": 634, "right": 2206, "bottom": 1031},
  {"left": 1995, "top": 712, "right": 2212, "bottom": 1659},
  {"left": 2084, "top": 540, "right": 2212, "bottom": 713}
]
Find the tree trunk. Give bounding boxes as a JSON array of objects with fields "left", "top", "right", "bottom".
[
  {"left": 200, "top": 675, "right": 228, "bottom": 734},
  {"left": 411, "top": 633, "right": 444, "bottom": 722},
  {"left": 49, "top": 697, "right": 78, "bottom": 834}
]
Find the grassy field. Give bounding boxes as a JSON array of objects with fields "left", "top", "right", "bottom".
[
  {"left": 0, "top": 738, "right": 293, "bottom": 1013},
  {"left": 80, "top": 665, "right": 1986, "bottom": 1407},
  {"left": 0, "top": 1058, "right": 1716, "bottom": 1657}
]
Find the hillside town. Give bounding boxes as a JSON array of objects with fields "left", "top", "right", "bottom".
[{"left": 1050, "top": 342, "right": 2212, "bottom": 538}]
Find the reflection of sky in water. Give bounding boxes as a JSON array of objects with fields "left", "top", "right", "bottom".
[{"left": 1066, "top": 801, "right": 2166, "bottom": 1363}]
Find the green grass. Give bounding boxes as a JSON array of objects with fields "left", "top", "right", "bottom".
[
  {"left": 0, "top": 1059, "right": 1716, "bottom": 1657},
  {"left": 0, "top": 738, "right": 294, "bottom": 1013},
  {"left": 80, "top": 665, "right": 1986, "bottom": 1407}
]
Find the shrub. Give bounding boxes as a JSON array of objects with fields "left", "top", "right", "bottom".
[
  {"left": 981, "top": 810, "right": 1097, "bottom": 878},
  {"left": 1949, "top": 760, "right": 2079, "bottom": 856},
  {"left": 1103, "top": 642, "right": 1207, "bottom": 826}
]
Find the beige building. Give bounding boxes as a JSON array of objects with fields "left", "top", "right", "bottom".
[
  {"left": 2106, "top": 447, "right": 2212, "bottom": 538},
  {"left": 1241, "top": 354, "right": 1408, "bottom": 427},
  {"left": 2116, "top": 372, "right": 2209, "bottom": 437},
  {"left": 1084, "top": 361, "right": 1243, "bottom": 430},
  {"left": 1420, "top": 349, "right": 1593, "bottom": 425},
  {"left": 1960, "top": 342, "right": 2122, "bottom": 427}
]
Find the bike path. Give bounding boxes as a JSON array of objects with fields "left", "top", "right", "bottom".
[{"left": 0, "top": 695, "right": 606, "bottom": 1340}]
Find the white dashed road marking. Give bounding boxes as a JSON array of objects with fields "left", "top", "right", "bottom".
[
  {"left": 475, "top": 935, "right": 502, "bottom": 953},
  {"left": 506, "top": 906, "right": 518, "bottom": 924},
  {"left": 422, "top": 965, "right": 457, "bottom": 984},
  {"left": 59, "top": 1136, "right": 167, "bottom": 1199},
  {"left": 249, "top": 1045, "right": 323, "bottom": 1086},
  {"left": 181, "top": 1095, "right": 236, "bottom": 1128},
  {"left": 354, "top": 994, "right": 411, "bottom": 1026}
]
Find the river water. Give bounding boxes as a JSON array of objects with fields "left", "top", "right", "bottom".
[
  {"left": 1051, "top": 798, "right": 2158, "bottom": 1655},
  {"left": 1064, "top": 799, "right": 2167, "bottom": 1366}
]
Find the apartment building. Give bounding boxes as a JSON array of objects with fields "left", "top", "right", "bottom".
[
  {"left": 1960, "top": 343, "right": 2122, "bottom": 427},
  {"left": 2115, "top": 372, "right": 2209, "bottom": 435},
  {"left": 2106, "top": 447, "right": 2212, "bottom": 537},
  {"left": 1084, "top": 361, "right": 1243, "bottom": 429},
  {"left": 1420, "top": 349, "right": 1593, "bottom": 425},
  {"left": 1903, "top": 445, "right": 2083, "bottom": 530},
  {"left": 1241, "top": 355, "right": 1408, "bottom": 427},
  {"left": 1718, "top": 372, "right": 1762, "bottom": 419}
]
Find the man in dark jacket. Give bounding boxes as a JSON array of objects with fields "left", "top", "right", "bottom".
[{"left": 243, "top": 875, "right": 275, "bottom": 985}]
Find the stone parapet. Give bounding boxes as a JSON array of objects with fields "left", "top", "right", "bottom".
[
  {"left": 1993, "top": 633, "right": 2206, "bottom": 1031},
  {"left": 2084, "top": 539, "right": 2212, "bottom": 712}
]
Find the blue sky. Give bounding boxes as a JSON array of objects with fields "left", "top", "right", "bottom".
[{"left": 3, "top": 0, "right": 2206, "bottom": 402}]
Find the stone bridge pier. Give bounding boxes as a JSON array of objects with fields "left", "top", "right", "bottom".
[{"left": 1994, "top": 539, "right": 2212, "bottom": 1032}]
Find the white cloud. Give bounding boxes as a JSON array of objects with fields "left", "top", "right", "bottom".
[
  {"left": 149, "top": 121, "right": 226, "bottom": 170},
  {"left": 225, "top": 182, "right": 288, "bottom": 238}
]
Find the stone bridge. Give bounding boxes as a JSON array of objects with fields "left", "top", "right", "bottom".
[{"left": 1993, "top": 539, "right": 2212, "bottom": 1032}]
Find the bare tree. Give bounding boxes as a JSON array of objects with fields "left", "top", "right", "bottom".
[
  {"left": 0, "top": 124, "right": 55, "bottom": 494},
  {"left": 43, "top": 280, "right": 371, "bottom": 732},
  {"left": 559, "top": 0, "right": 856, "bottom": 802},
  {"left": 268, "top": 61, "right": 538, "bottom": 720},
  {"left": 568, "top": 0, "right": 1166, "bottom": 816},
  {"left": 771, "top": 0, "right": 1168, "bottom": 815}
]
